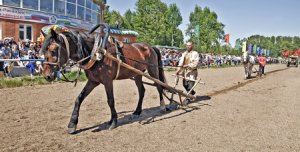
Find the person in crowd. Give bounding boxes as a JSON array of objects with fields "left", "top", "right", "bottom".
[
  {"left": 258, "top": 53, "right": 267, "bottom": 77},
  {"left": 25, "top": 50, "right": 36, "bottom": 78},
  {"left": 19, "top": 43, "right": 29, "bottom": 57},
  {"left": 176, "top": 42, "right": 199, "bottom": 104},
  {"left": 0, "top": 46, "right": 5, "bottom": 73}
]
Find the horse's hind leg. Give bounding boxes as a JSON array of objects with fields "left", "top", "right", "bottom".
[
  {"left": 147, "top": 68, "right": 167, "bottom": 111},
  {"left": 133, "top": 75, "right": 145, "bottom": 116},
  {"left": 68, "top": 80, "right": 99, "bottom": 134}
]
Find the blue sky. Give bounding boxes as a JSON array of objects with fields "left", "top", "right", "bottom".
[{"left": 106, "top": 0, "right": 300, "bottom": 46}]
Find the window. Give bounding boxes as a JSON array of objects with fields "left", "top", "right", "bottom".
[
  {"left": 92, "top": 3, "right": 100, "bottom": 11},
  {"left": 67, "top": 0, "right": 76, "bottom": 3},
  {"left": 78, "top": 0, "right": 85, "bottom": 6},
  {"left": 40, "top": 0, "right": 53, "bottom": 13},
  {"left": 123, "top": 38, "right": 129, "bottom": 43},
  {"left": 3, "top": 0, "right": 21, "bottom": 7},
  {"left": 85, "top": 9, "right": 91, "bottom": 21},
  {"left": 54, "top": 0, "right": 65, "bottom": 15},
  {"left": 86, "top": 0, "right": 92, "bottom": 9},
  {"left": 91, "top": 11, "right": 98, "bottom": 24},
  {"left": 67, "top": 2, "right": 76, "bottom": 17},
  {"left": 19, "top": 24, "right": 32, "bottom": 41},
  {"left": 23, "top": 0, "right": 38, "bottom": 10},
  {"left": 77, "top": 5, "right": 84, "bottom": 19}
]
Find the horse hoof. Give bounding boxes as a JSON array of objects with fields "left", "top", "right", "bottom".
[
  {"left": 109, "top": 123, "right": 117, "bottom": 130},
  {"left": 67, "top": 127, "right": 77, "bottom": 134},
  {"left": 108, "top": 120, "right": 117, "bottom": 130}
]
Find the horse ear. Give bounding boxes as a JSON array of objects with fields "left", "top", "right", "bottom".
[
  {"left": 50, "top": 29, "right": 58, "bottom": 39},
  {"left": 41, "top": 30, "right": 47, "bottom": 37}
]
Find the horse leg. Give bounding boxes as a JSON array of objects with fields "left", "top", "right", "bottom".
[
  {"left": 148, "top": 68, "right": 167, "bottom": 112},
  {"left": 68, "top": 80, "right": 99, "bottom": 134},
  {"left": 132, "top": 75, "right": 145, "bottom": 116},
  {"left": 243, "top": 64, "right": 248, "bottom": 80},
  {"left": 248, "top": 64, "right": 253, "bottom": 78},
  {"left": 103, "top": 80, "right": 118, "bottom": 130}
]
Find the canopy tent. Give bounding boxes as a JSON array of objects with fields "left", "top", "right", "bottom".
[
  {"left": 282, "top": 50, "right": 290, "bottom": 57},
  {"left": 109, "top": 28, "right": 139, "bottom": 36},
  {"left": 292, "top": 49, "right": 300, "bottom": 56}
]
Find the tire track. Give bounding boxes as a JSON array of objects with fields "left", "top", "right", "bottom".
[{"left": 205, "top": 67, "right": 289, "bottom": 97}]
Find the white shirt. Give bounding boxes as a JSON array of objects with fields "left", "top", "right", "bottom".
[{"left": 178, "top": 50, "right": 199, "bottom": 80}]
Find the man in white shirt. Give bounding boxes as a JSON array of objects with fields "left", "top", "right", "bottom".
[{"left": 176, "top": 42, "right": 199, "bottom": 100}]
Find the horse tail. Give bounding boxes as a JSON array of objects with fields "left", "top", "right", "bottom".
[{"left": 152, "top": 47, "right": 166, "bottom": 84}]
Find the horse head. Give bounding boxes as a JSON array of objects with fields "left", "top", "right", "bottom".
[{"left": 40, "top": 29, "right": 71, "bottom": 81}]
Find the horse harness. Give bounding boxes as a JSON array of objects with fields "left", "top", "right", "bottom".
[{"left": 44, "top": 28, "right": 161, "bottom": 84}]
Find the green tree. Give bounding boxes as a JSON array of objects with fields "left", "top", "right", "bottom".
[
  {"left": 123, "top": 9, "right": 136, "bottom": 29},
  {"left": 104, "top": 10, "right": 124, "bottom": 28},
  {"left": 186, "top": 6, "right": 225, "bottom": 52},
  {"left": 165, "top": 3, "right": 183, "bottom": 46},
  {"left": 133, "top": 0, "right": 169, "bottom": 45}
]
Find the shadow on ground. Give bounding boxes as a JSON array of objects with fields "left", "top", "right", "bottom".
[{"left": 73, "top": 95, "right": 212, "bottom": 134}]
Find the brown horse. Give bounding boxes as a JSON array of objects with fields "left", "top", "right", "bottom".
[{"left": 41, "top": 25, "right": 168, "bottom": 134}]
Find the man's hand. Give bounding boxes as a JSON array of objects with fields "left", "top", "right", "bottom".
[{"left": 182, "top": 64, "right": 189, "bottom": 68}]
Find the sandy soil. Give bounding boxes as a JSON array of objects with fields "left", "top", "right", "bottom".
[{"left": 1, "top": 64, "right": 300, "bottom": 152}]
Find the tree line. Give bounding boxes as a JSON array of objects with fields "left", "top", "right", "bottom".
[{"left": 103, "top": 0, "right": 299, "bottom": 57}]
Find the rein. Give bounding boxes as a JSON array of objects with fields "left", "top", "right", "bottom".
[
  {"left": 112, "top": 52, "right": 164, "bottom": 69},
  {"left": 43, "top": 32, "right": 91, "bottom": 86}
]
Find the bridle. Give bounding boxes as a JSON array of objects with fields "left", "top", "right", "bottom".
[
  {"left": 43, "top": 23, "right": 111, "bottom": 85},
  {"left": 43, "top": 33, "right": 70, "bottom": 67},
  {"left": 43, "top": 32, "right": 88, "bottom": 85}
]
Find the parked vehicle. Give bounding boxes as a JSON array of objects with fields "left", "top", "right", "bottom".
[{"left": 287, "top": 55, "right": 298, "bottom": 67}]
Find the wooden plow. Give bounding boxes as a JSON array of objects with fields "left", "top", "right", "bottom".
[
  {"left": 93, "top": 23, "right": 205, "bottom": 106},
  {"left": 101, "top": 51, "right": 205, "bottom": 106}
]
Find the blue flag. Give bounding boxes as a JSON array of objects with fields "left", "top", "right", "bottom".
[
  {"left": 252, "top": 44, "right": 257, "bottom": 54},
  {"left": 248, "top": 43, "right": 252, "bottom": 54},
  {"left": 256, "top": 47, "right": 260, "bottom": 55}
]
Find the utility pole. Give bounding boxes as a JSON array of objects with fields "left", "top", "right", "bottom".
[
  {"left": 93, "top": 0, "right": 107, "bottom": 23},
  {"left": 195, "top": 25, "right": 200, "bottom": 50}
]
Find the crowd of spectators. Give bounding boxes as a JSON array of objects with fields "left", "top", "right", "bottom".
[
  {"left": 159, "top": 47, "right": 280, "bottom": 68},
  {"left": 0, "top": 39, "right": 284, "bottom": 79},
  {"left": 160, "top": 48, "right": 182, "bottom": 66},
  {"left": 0, "top": 37, "right": 44, "bottom": 78}
]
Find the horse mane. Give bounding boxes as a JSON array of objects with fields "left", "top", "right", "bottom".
[{"left": 62, "top": 30, "right": 93, "bottom": 59}]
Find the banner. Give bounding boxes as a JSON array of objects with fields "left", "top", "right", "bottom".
[
  {"left": 242, "top": 41, "right": 247, "bottom": 53},
  {"left": 256, "top": 47, "right": 260, "bottom": 55},
  {"left": 0, "top": 6, "right": 95, "bottom": 31},
  {"left": 252, "top": 44, "right": 257, "bottom": 54},
  {"left": 247, "top": 43, "right": 252, "bottom": 54},
  {"left": 224, "top": 34, "right": 229, "bottom": 43},
  {"left": 235, "top": 38, "right": 241, "bottom": 49},
  {"left": 267, "top": 50, "right": 270, "bottom": 56}
]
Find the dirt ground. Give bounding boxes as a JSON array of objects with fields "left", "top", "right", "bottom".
[{"left": 1, "top": 64, "right": 300, "bottom": 152}]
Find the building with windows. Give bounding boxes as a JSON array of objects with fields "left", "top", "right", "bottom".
[{"left": 0, "top": 0, "right": 137, "bottom": 43}]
